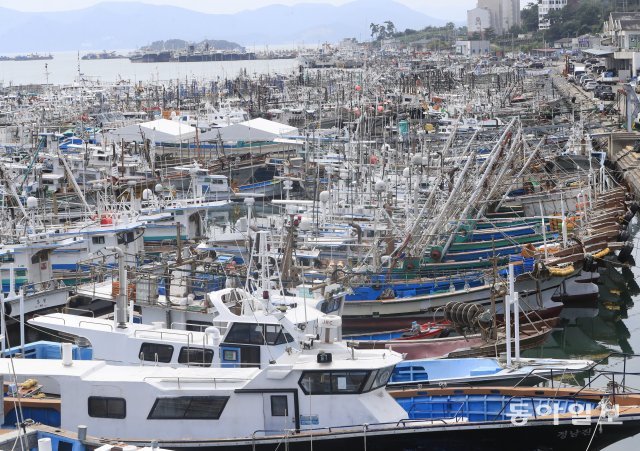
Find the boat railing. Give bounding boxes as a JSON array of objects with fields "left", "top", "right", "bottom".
[
  {"left": 491, "top": 353, "right": 640, "bottom": 421},
  {"left": 133, "top": 328, "right": 198, "bottom": 345},
  {"left": 405, "top": 399, "right": 467, "bottom": 422},
  {"left": 32, "top": 314, "right": 66, "bottom": 325},
  {"left": 61, "top": 306, "right": 95, "bottom": 317},
  {"left": 78, "top": 320, "right": 113, "bottom": 331},
  {"left": 577, "top": 352, "right": 640, "bottom": 405},
  {"left": 251, "top": 417, "right": 461, "bottom": 443},
  {"left": 511, "top": 365, "right": 572, "bottom": 389},
  {"left": 170, "top": 321, "right": 206, "bottom": 331},
  {"left": 142, "top": 375, "right": 252, "bottom": 388},
  {"left": 22, "top": 279, "right": 66, "bottom": 294},
  {"left": 491, "top": 395, "right": 541, "bottom": 422}
]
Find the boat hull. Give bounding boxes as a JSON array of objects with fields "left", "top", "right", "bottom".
[{"left": 117, "top": 417, "right": 640, "bottom": 451}]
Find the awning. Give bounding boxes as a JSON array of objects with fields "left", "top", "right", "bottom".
[
  {"left": 108, "top": 119, "right": 196, "bottom": 144},
  {"left": 582, "top": 48, "right": 615, "bottom": 56},
  {"left": 200, "top": 118, "right": 298, "bottom": 142}
]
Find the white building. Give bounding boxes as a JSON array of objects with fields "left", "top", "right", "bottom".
[
  {"left": 601, "top": 12, "right": 640, "bottom": 79},
  {"left": 467, "top": 0, "right": 520, "bottom": 35},
  {"left": 538, "top": 0, "right": 568, "bottom": 30},
  {"left": 468, "top": 7, "right": 492, "bottom": 35},
  {"left": 455, "top": 40, "right": 491, "bottom": 56}
]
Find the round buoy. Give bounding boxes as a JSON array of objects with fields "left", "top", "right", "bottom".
[{"left": 430, "top": 247, "right": 443, "bottom": 262}]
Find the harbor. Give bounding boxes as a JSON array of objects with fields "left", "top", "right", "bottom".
[{"left": 2, "top": 1, "right": 640, "bottom": 451}]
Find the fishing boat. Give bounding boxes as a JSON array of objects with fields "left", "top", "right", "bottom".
[
  {"left": 388, "top": 356, "right": 594, "bottom": 387},
  {"left": 1, "top": 337, "right": 639, "bottom": 450},
  {"left": 344, "top": 320, "right": 451, "bottom": 341}
]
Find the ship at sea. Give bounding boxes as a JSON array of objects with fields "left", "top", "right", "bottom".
[
  {"left": 129, "top": 40, "right": 256, "bottom": 63},
  {"left": 0, "top": 53, "right": 53, "bottom": 61},
  {"left": 81, "top": 51, "right": 126, "bottom": 60},
  {"left": 176, "top": 49, "right": 256, "bottom": 62},
  {"left": 128, "top": 50, "right": 173, "bottom": 63}
]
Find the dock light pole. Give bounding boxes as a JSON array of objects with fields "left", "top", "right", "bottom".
[
  {"left": 105, "top": 247, "right": 128, "bottom": 328},
  {"left": 505, "top": 264, "right": 512, "bottom": 367}
]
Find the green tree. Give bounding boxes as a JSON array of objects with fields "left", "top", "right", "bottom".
[
  {"left": 484, "top": 27, "right": 496, "bottom": 41},
  {"left": 384, "top": 20, "right": 396, "bottom": 37},
  {"left": 521, "top": 2, "right": 539, "bottom": 33},
  {"left": 370, "top": 23, "right": 380, "bottom": 40}
]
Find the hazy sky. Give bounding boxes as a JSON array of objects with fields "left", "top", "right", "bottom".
[{"left": 0, "top": 0, "right": 487, "bottom": 21}]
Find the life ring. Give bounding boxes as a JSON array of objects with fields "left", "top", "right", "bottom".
[
  {"left": 430, "top": 247, "right": 442, "bottom": 262},
  {"left": 521, "top": 243, "right": 536, "bottom": 258}
]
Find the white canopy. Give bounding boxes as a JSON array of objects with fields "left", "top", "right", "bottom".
[
  {"left": 200, "top": 118, "right": 298, "bottom": 142},
  {"left": 108, "top": 119, "right": 196, "bottom": 144}
]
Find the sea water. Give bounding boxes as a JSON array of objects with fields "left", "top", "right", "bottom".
[{"left": 0, "top": 51, "right": 299, "bottom": 86}]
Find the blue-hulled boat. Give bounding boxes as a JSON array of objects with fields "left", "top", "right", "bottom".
[{"left": 388, "top": 356, "right": 594, "bottom": 387}]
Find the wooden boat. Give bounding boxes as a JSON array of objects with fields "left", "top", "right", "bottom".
[
  {"left": 352, "top": 318, "right": 558, "bottom": 359},
  {"left": 343, "top": 320, "right": 451, "bottom": 341}
]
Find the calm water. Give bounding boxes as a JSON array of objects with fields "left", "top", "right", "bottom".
[
  {"left": 523, "top": 218, "right": 640, "bottom": 450},
  {"left": 2, "top": 51, "right": 640, "bottom": 448},
  {"left": 0, "top": 51, "right": 299, "bottom": 85}
]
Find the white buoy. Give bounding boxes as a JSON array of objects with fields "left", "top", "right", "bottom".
[
  {"left": 319, "top": 191, "right": 330, "bottom": 203},
  {"left": 62, "top": 342, "right": 73, "bottom": 366},
  {"left": 374, "top": 180, "right": 387, "bottom": 193},
  {"left": 205, "top": 326, "right": 221, "bottom": 346},
  {"left": 38, "top": 438, "right": 52, "bottom": 451},
  {"left": 26, "top": 197, "right": 38, "bottom": 209}
]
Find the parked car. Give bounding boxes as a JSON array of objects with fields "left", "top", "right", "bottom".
[
  {"left": 581, "top": 77, "right": 594, "bottom": 87},
  {"left": 595, "top": 85, "right": 613, "bottom": 97},
  {"left": 584, "top": 81, "right": 598, "bottom": 91},
  {"left": 594, "top": 84, "right": 610, "bottom": 96},
  {"left": 599, "top": 91, "right": 616, "bottom": 101}
]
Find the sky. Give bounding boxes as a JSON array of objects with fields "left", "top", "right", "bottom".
[{"left": 0, "top": 0, "right": 487, "bottom": 22}]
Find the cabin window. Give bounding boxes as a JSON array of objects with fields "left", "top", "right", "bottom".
[
  {"left": 224, "top": 323, "right": 265, "bottom": 345},
  {"left": 178, "top": 347, "right": 214, "bottom": 366},
  {"left": 0, "top": 254, "right": 13, "bottom": 263},
  {"left": 264, "top": 324, "right": 293, "bottom": 345},
  {"left": 298, "top": 371, "right": 370, "bottom": 395},
  {"left": 224, "top": 323, "right": 293, "bottom": 346},
  {"left": 139, "top": 343, "right": 174, "bottom": 363},
  {"left": 117, "top": 232, "right": 135, "bottom": 245},
  {"left": 31, "top": 250, "right": 49, "bottom": 264},
  {"left": 270, "top": 395, "right": 288, "bottom": 416},
  {"left": 148, "top": 396, "right": 229, "bottom": 419},
  {"left": 88, "top": 396, "right": 126, "bottom": 419},
  {"left": 92, "top": 236, "right": 105, "bottom": 245},
  {"left": 370, "top": 366, "right": 395, "bottom": 390}
]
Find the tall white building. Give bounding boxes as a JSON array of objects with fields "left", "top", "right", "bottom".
[
  {"left": 538, "top": 0, "right": 568, "bottom": 30},
  {"left": 468, "top": 7, "right": 492, "bottom": 35},
  {"left": 467, "top": 0, "right": 520, "bottom": 35}
]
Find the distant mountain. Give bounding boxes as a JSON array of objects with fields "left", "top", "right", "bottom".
[{"left": 0, "top": 0, "right": 446, "bottom": 52}]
